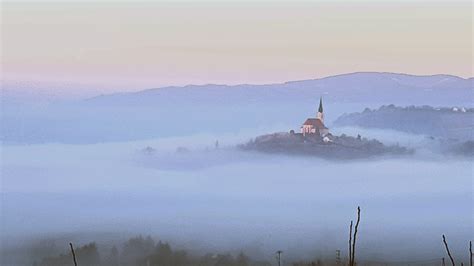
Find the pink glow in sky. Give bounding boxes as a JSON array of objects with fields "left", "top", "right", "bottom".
[{"left": 2, "top": 1, "right": 473, "bottom": 94}]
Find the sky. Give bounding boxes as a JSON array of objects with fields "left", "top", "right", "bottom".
[{"left": 1, "top": 0, "right": 473, "bottom": 94}]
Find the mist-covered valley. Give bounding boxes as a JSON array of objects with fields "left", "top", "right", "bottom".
[
  {"left": 1, "top": 73, "right": 473, "bottom": 265},
  {"left": 2, "top": 72, "right": 473, "bottom": 144}
]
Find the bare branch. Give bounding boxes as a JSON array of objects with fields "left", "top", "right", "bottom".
[
  {"left": 276, "top": 250, "right": 283, "bottom": 266},
  {"left": 348, "top": 220, "right": 353, "bottom": 266},
  {"left": 470, "top": 241, "right": 472, "bottom": 266},
  {"left": 442, "top": 235, "right": 455, "bottom": 266},
  {"left": 69, "top": 242, "right": 78, "bottom": 266},
  {"left": 351, "top": 207, "right": 361, "bottom": 266}
]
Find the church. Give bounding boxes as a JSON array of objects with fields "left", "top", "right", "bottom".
[{"left": 301, "top": 97, "right": 330, "bottom": 138}]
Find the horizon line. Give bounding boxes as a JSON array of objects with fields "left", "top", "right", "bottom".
[
  {"left": 3, "top": 71, "right": 472, "bottom": 98},
  {"left": 138, "top": 71, "right": 473, "bottom": 91}
]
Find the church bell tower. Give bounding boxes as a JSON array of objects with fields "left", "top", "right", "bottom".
[{"left": 316, "top": 97, "right": 324, "bottom": 123}]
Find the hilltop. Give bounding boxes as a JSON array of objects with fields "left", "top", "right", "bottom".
[
  {"left": 240, "top": 132, "right": 412, "bottom": 160},
  {"left": 334, "top": 105, "right": 474, "bottom": 141},
  {"left": 82, "top": 72, "right": 473, "bottom": 107}
]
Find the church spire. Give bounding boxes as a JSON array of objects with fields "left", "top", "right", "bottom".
[
  {"left": 316, "top": 97, "right": 324, "bottom": 122},
  {"left": 318, "top": 97, "right": 323, "bottom": 113}
]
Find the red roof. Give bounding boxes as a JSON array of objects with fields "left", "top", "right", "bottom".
[{"left": 302, "top": 118, "right": 327, "bottom": 129}]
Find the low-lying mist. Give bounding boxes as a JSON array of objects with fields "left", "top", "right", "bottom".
[{"left": 1, "top": 129, "right": 472, "bottom": 265}]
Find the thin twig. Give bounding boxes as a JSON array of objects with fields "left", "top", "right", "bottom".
[
  {"left": 276, "top": 250, "right": 282, "bottom": 266},
  {"left": 442, "top": 235, "right": 455, "bottom": 266},
  {"left": 69, "top": 242, "right": 78, "bottom": 266},
  {"left": 470, "top": 241, "right": 472, "bottom": 266},
  {"left": 351, "top": 207, "right": 361, "bottom": 266},
  {"left": 348, "top": 220, "right": 353, "bottom": 266}
]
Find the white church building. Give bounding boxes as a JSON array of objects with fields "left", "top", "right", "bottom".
[{"left": 301, "top": 97, "right": 330, "bottom": 139}]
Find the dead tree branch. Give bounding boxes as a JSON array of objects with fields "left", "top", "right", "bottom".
[
  {"left": 351, "top": 207, "right": 361, "bottom": 266},
  {"left": 442, "top": 235, "right": 455, "bottom": 266},
  {"left": 348, "top": 220, "right": 353, "bottom": 266},
  {"left": 470, "top": 241, "right": 472, "bottom": 266},
  {"left": 69, "top": 242, "right": 78, "bottom": 266}
]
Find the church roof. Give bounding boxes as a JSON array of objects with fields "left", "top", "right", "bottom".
[
  {"left": 302, "top": 118, "right": 327, "bottom": 129},
  {"left": 318, "top": 97, "right": 323, "bottom": 113}
]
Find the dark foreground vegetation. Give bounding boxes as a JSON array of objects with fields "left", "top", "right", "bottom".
[
  {"left": 33, "top": 236, "right": 267, "bottom": 266},
  {"left": 29, "top": 208, "right": 472, "bottom": 266},
  {"left": 26, "top": 235, "right": 473, "bottom": 266}
]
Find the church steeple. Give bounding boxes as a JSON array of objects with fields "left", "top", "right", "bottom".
[{"left": 316, "top": 97, "right": 324, "bottom": 122}]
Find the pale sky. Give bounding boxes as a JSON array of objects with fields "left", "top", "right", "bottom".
[{"left": 2, "top": 1, "right": 473, "bottom": 93}]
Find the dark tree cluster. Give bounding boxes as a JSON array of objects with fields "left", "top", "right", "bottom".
[
  {"left": 33, "top": 235, "right": 268, "bottom": 266},
  {"left": 34, "top": 243, "right": 100, "bottom": 266}
]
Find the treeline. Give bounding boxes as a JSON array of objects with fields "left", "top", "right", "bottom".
[
  {"left": 32, "top": 236, "right": 271, "bottom": 266},
  {"left": 333, "top": 104, "right": 474, "bottom": 141}
]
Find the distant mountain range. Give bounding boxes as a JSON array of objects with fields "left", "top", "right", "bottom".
[
  {"left": 82, "top": 72, "right": 473, "bottom": 107},
  {"left": 2, "top": 72, "right": 473, "bottom": 144}
]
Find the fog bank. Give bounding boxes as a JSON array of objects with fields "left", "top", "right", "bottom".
[{"left": 1, "top": 133, "right": 472, "bottom": 264}]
